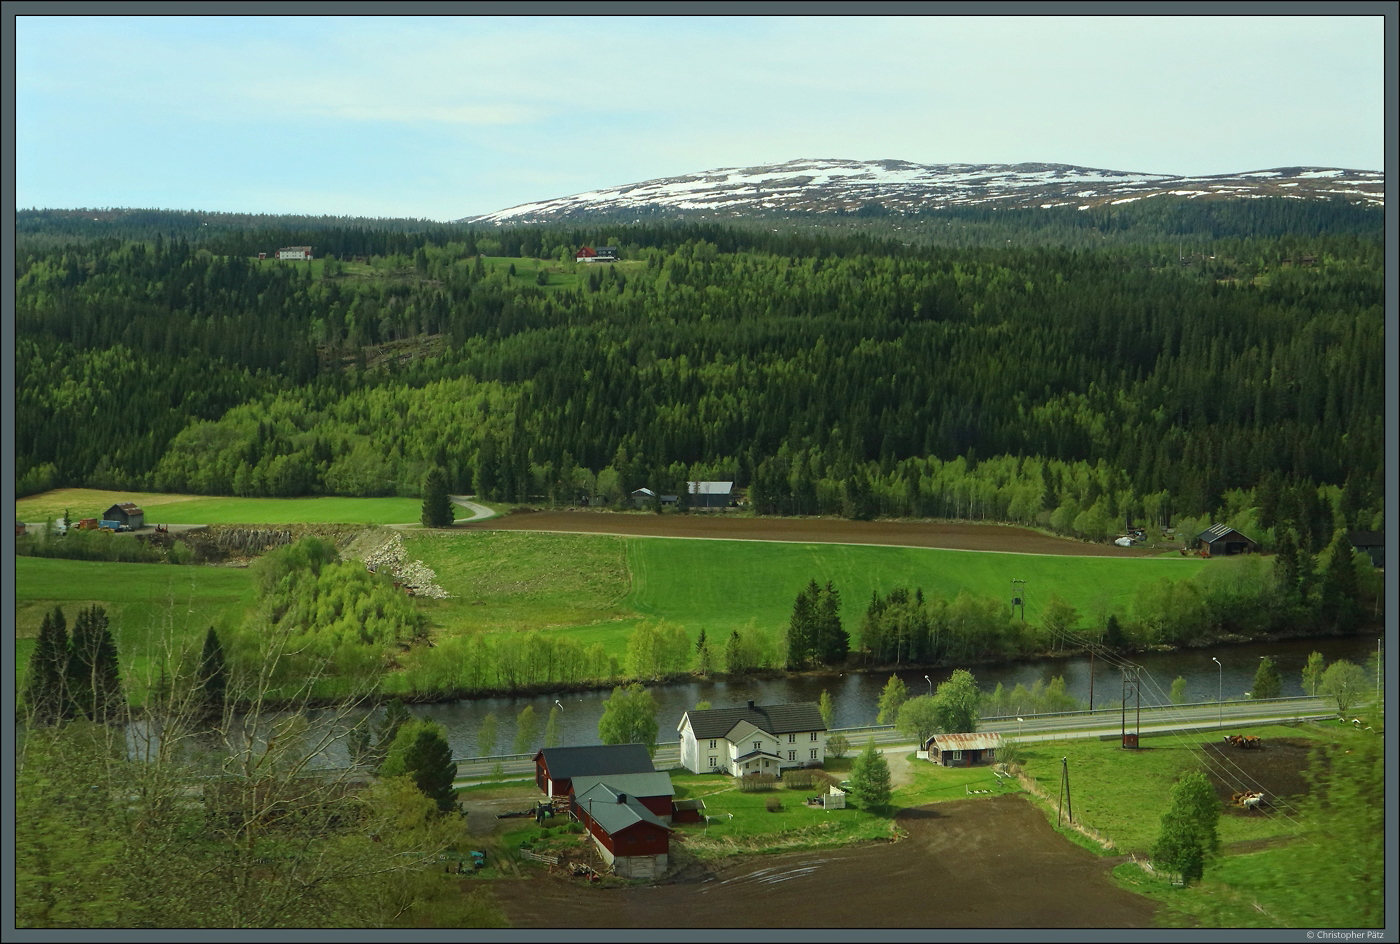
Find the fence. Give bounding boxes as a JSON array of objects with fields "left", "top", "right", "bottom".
[{"left": 1012, "top": 768, "right": 1117, "bottom": 852}]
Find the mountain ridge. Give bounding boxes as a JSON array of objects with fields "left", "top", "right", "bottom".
[{"left": 461, "top": 158, "right": 1383, "bottom": 223}]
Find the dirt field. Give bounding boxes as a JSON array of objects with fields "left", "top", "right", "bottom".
[
  {"left": 1200, "top": 736, "right": 1316, "bottom": 814},
  {"left": 482, "top": 793, "right": 1159, "bottom": 928},
  {"left": 468, "top": 511, "right": 1160, "bottom": 557}
]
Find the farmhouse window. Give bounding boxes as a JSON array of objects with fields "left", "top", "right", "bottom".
[
  {"left": 708, "top": 739, "right": 716, "bottom": 749},
  {"left": 788, "top": 751, "right": 796, "bottom": 761},
  {"left": 764, "top": 760, "right": 770, "bottom": 768},
  {"left": 788, "top": 733, "right": 796, "bottom": 743},
  {"left": 810, "top": 749, "right": 818, "bottom": 760},
  {"left": 709, "top": 756, "right": 717, "bottom": 768},
  {"left": 810, "top": 732, "right": 818, "bottom": 741},
  {"left": 951, "top": 750, "right": 963, "bottom": 761},
  {"left": 753, "top": 741, "right": 762, "bottom": 751}
]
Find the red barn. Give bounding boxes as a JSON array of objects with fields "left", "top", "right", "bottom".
[
  {"left": 568, "top": 771, "right": 674, "bottom": 823},
  {"left": 574, "top": 781, "right": 673, "bottom": 880},
  {"left": 533, "top": 744, "right": 654, "bottom": 799}
]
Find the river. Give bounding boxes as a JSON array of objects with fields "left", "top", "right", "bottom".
[{"left": 399, "top": 634, "right": 1381, "bottom": 762}]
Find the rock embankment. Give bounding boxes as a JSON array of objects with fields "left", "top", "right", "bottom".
[{"left": 357, "top": 532, "right": 451, "bottom": 599}]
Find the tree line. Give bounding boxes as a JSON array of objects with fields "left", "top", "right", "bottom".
[{"left": 16, "top": 210, "right": 1384, "bottom": 550}]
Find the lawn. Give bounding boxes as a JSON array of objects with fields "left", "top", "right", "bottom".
[{"left": 14, "top": 556, "right": 256, "bottom": 703}]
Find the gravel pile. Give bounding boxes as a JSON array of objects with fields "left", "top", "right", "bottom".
[{"left": 359, "top": 533, "right": 451, "bottom": 599}]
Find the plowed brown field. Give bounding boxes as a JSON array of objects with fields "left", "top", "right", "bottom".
[
  {"left": 484, "top": 794, "right": 1158, "bottom": 928},
  {"left": 468, "top": 511, "right": 1159, "bottom": 557}
]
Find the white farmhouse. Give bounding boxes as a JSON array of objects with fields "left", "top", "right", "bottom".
[
  {"left": 276, "top": 246, "right": 314, "bottom": 260},
  {"left": 677, "top": 700, "right": 827, "bottom": 777}
]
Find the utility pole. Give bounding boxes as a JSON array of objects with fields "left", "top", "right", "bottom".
[{"left": 1057, "top": 756, "right": 1073, "bottom": 826}]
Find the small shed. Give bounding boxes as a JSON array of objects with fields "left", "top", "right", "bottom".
[
  {"left": 925, "top": 732, "right": 1004, "bottom": 768},
  {"left": 103, "top": 502, "right": 145, "bottom": 530},
  {"left": 630, "top": 487, "right": 657, "bottom": 509},
  {"left": 1347, "top": 531, "right": 1384, "bottom": 569},
  {"left": 671, "top": 797, "right": 706, "bottom": 824},
  {"left": 1197, "top": 524, "right": 1259, "bottom": 557}
]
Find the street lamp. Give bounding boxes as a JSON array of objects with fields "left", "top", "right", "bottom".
[
  {"left": 924, "top": 675, "right": 933, "bottom": 696},
  {"left": 1211, "top": 657, "right": 1222, "bottom": 728}
]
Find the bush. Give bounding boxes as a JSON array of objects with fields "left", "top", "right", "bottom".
[
  {"left": 782, "top": 769, "right": 815, "bottom": 790},
  {"left": 765, "top": 797, "right": 784, "bottom": 813}
]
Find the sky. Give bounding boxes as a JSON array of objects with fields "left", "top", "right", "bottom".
[{"left": 14, "top": 14, "right": 1388, "bottom": 220}]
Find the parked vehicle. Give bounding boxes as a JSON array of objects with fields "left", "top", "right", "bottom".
[
  {"left": 53, "top": 518, "right": 69, "bottom": 535},
  {"left": 99, "top": 519, "right": 130, "bottom": 532}
]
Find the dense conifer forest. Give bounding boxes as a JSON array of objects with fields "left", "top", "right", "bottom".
[{"left": 15, "top": 200, "right": 1385, "bottom": 551}]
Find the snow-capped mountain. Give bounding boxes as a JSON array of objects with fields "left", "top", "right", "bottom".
[{"left": 461, "top": 158, "right": 1383, "bottom": 223}]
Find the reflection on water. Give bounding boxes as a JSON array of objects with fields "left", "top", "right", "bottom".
[
  {"left": 407, "top": 634, "right": 1380, "bottom": 761},
  {"left": 93, "top": 634, "right": 1378, "bottom": 767}
]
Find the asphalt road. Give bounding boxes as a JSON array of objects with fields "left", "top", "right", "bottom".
[{"left": 452, "top": 695, "right": 1342, "bottom": 784}]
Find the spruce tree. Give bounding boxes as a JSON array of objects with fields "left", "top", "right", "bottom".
[
  {"left": 1319, "top": 532, "right": 1360, "bottom": 632},
  {"left": 65, "top": 605, "right": 123, "bottom": 723},
  {"left": 382, "top": 720, "right": 458, "bottom": 814},
  {"left": 848, "top": 739, "right": 892, "bottom": 811},
  {"left": 24, "top": 606, "right": 69, "bottom": 725},
  {"left": 421, "top": 466, "right": 455, "bottom": 528},
  {"left": 786, "top": 581, "right": 818, "bottom": 669},
  {"left": 196, "top": 627, "right": 227, "bottom": 721},
  {"left": 815, "top": 580, "right": 848, "bottom": 665}
]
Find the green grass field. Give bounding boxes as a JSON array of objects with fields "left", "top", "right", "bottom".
[
  {"left": 16, "top": 512, "right": 1211, "bottom": 700},
  {"left": 14, "top": 556, "right": 256, "bottom": 702},
  {"left": 1015, "top": 722, "right": 1342, "bottom": 855},
  {"left": 17, "top": 489, "right": 423, "bottom": 525},
  {"left": 625, "top": 537, "right": 1204, "bottom": 636},
  {"left": 399, "top": 529, "right": 1207, "bottom": 661}
]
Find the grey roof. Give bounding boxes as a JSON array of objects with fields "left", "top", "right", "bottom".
[
  {"left": 1348, "top": 531, "right": 1384, "bottom": 547},
  {"left": 569, "top": 771, "right": 673, "bottom": 800},
  {"left": 1199, "top": 524, "right": 1256, "bottom": 543},
  {"left": 682, "top": 703, "right": 826, "bottom": 740},
  {"left": 535, "top": 744, "right": 654, "bottom": 780},
  {"left": 687, "top": 481, "right": 734, "bottom": 496},
  {"left": 575, "top": 782, "right": 671, "bottom": 836}
]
